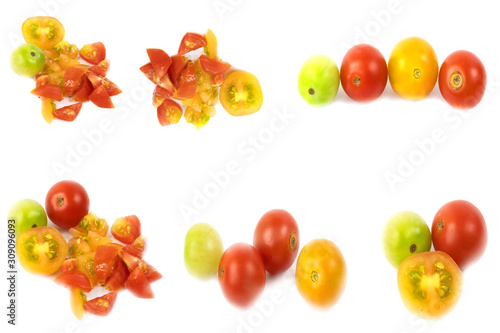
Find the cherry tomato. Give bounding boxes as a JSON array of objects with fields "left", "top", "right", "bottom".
[
  {"left": 295, "top": 239, "right": 346, "bottom": 308},
  {"left": 439, "top": 51, "right": 487, "bottom": 109},
  {"left": 45, "top": 180, "right": 90, "bottom": 229},
  {"left": 105, "top": 257, "right": 129, "bottom": 292},
  {"left": 70, "top": 289, "right": 86, "bottom": 320},
  {"left": 79, "top": 42, "right": 106, "bottom": 65},
  {"left": 431, "top": 200, "right": 487, "bottom": 269},
  {"left": 72, "top": 76, "right": 93, "bottom": 102},
  {"left": 95, "top": 244, "right": 120, "bottom": 285},
  {"left": 68, "top": 237, "right": 92, "bottom": 258},
  {"left": 153, "top": 85, "right": 173, "bottom": 108},
  {"left": 62, "top": 258, "right": 77, "bottom": 273},
  {"left": 220, "top": 71, "right": 263, "bottom": 116},
  {"left": 31, "top": 84, "right": 64, "bottom": 101},
  {"left": 157, "top": 98, "right": 183, "bottom": 126},
  {"left": 22, "top": 16, "right": 65, "bottom": 50},
  {"left": 398, "top": 251, "right": 462, "bottom": 318},
  {"left": 218, "top": 243, "right": 266, "bottom": 307},
  {"left": 53, "top": 103, "right": 82, "bottom": 122},
  {"left": 168, "top": 55, "right": 188, "bottom": 88},
  {"left": 178, "top": 33, "right": 207, "bottom": 55},
  {"left": 63, "top": 67, "right": 86, "bottom": 96},
  {"left": 88, "top": 59, "right": 110, "bottom": 77},
  {"left": 10, "top": 44, "right": 45, "bottom": 77},
  {"left": 8, "top": 198, "right": 47, "bottom": 237},
  {"left": 147, "top": 48, "right": 171, "bottom": 79},
  {"left": 388, "top": 37, "right": 438, "bottom": 100},
  {"left": 199, "top": 55, "right": 231, "bottom": 75},
  {"left": 253, "top": 209, "right": 299, "bottom": 274},
  {"left": 54, "top": 271, "right": 93, "bottom": 292},
  {"left": 123, "top": 235, "right": 147, "bottom": 258},
  {"left": 118, "top": 252, "right": 161, "bottom": 283},
  {"left": 140, "top": 62, "right": 175, "bottom": 93},
  {"left": 52, "top": 40, "right": 79, "bottom": 59},
  {"left": 125, "top": 266, "right": 154, "bottom": 298},
  {"left": 111, "top": 215, "right": 141, "bottom": 244},
  {"left": 184, "top": 223, "right": 223, "bottom": 279},
  {"left": 89, "top": 85, "right": 114, "bottom": 108},
  {"left": 175, "top": 61, "right": 197, "bottom": 100},
  {"left": 76, "top": 252, "right": 98, "bottom": 287},
  {"left": 340, "top": 44, "right": 387, "bottom": 102},
  {"left": 15, "top": 226, "right": 68, "bottom": 275},
  {"left": 204, "top": 29, "right": 218, "bottom": 59},
  {"left": 83, "top": 292, "right": 118, "bottom": 316},
  {"left": 86, "top": 72, "right": 122, "bottom": 97},
  {"left": 69, "top": 212, "right": 109, "bottom": 238}
]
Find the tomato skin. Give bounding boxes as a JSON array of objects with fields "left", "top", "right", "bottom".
[
  {"left": 45, "top": 180, "right": 90, "bottom": 229},
  {"left": 253, "top": 209, "right": 299, "bottom": 275},
  {"left": 72, "top": 75, "right": 93, "bottom": 102},
  {"left": 111, "top": 215, "right": 141, "bottom": 244},
  {"left": 178, "top": 33, "right": 207, "bottom": 55},
  {"left": 125, "top": 266, "right": 154, "bottom": 298},
  {"left": 86, "top": 72, "right": 122, "bottom": 97},
  {"left": 63, "top": 67, "right": 86, "bottom": 96},
  {"left": 7, "top": 198, "right": 47, "bottom": 237},
  {"left": 431, "top": 200, "right": 487, "bottom": 269},
  {"left": 175, "top": 61, "right": 197, "bottom": 99},
  {"left": 22, "top": 16, "right": 65, "bottom": 50},
  {"left": 218, "top": 243, "right": 266, "bottom": 307},
  {"left": 439, "top": 51, "right": 486, "bottom": 109},
  {"left": 80, "top": 42, "right": 106, "bottom": 65},
  {"left": 168, "top": 55, "right": 188, "bottom": 88},
  {"left": 53, "top": 103, "right": 82, "bottom": 122},
  {"left": 83, "top": 292, "right": 118, "bottom": 316},
  {"left": 220, "top": 70, "right": 263, "bottom": 116},
  {"left": 123, "top": 235, "right": 147, "bottom": 258},
  {"left": 105, "top": 258, "right": 129, "bottom": 292},
  {"left": 199, "top": 55, "right": 231, "bottom": 75},
  {"left": 89, "top": 85, "right": 114, "bottom": 108},
  {"left": 340, "top": 44, "right": 387, "bottom": 102},
  {"left": 31, "top": 84, "right": 64, "bottom": 101},
  {"left": 88, "top": 59, "right": 110, "bottom": 77},
  {"left": 54, "top": 271, "right": 93, "bottom": 293},
  {"left": 157, "top": 98, "right": 183, "bottom": 126},
  {"left": 147, "top": 48, "right": 171, "bottom": 79},
  {"left": 95, "top": 244, "right": 120, "bottom": 285}
]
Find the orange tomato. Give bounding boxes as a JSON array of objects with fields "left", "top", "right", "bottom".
[
  {"left": 22, "top": 16, "right": 65, "bottom": 50},
  {"left": 219, "top": 71, "right": 263, "bottom": 116}
]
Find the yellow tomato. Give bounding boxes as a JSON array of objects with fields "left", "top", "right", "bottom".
[
  {"left": 388, "top": 37, "right": 438, "bottom": 100},
  {"left": 22, "top": 17, "right": 65, "bottom": 50},
  {"left": 220, "top": 71, "right": 263, "bottom": 116},
  {"left": 205, "top": 29, "right": 218, "bottom": 59}
]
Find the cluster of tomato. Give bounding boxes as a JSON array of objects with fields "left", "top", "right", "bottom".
[
  {"left": 15, "top": 17, "right": 121, "bottom": 123},
  {"left": 382, "top": 200, "right": 487, "bottom": 319},
  {"left": 12, "top": 180, "right": 162, "bottom": 319},
  {"left": 299, "top": 37, "right": 487, "bottom": 109},
  {"left": 184, "top": 209, "right": 347, "bottom": 309}
]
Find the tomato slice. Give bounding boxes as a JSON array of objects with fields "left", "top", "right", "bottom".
[
  {"left": 52, "top": 40, "right": 79, "bottom": 59},
  {"left": 54, "top": 271, "right": 93, "bottom": 293},
  {"left": 204, "top": 29, "right": 218, "bottom": 59},
  {"left": 86, "top": 231, "right": 113, "bottom": 252},
  {"left": 57, "top": 54, "right": 80, "bottom": 70},
  {"left": 62, "top": 258, "right": 77, "bottom": 273},
  {"left": 41, "top": 98, "right": 56, "bottom": 124},
  {"left": 168, "top": 55, "right": 188, "bottom": 88},
  {"left": 31, "top": 85, "right": 63, "bottom": 101},
  {"left": 95, "top": 244, "right": 120, "bottom": 285},
  {"left": 36, "top": 74, "right": 49, "bottom": 87},
  {"left": 83, "top": 292, "right": 118, "bottom": 316},
  {"left": 76, "top": 253, "right": 98, "bottom": 288},
  {"left": 175, "top": 61, "right": 196, "bottom": 99},
  {"left": 80, "top": 42, "right": 106, "bottom": 65},
  {"left": 141, "top": 260, "right": 162, "bottom": 283},
  {"left": 199, "top": 55, "right": 231, "bottom": 75},
  {"left": 68, "top": 237, "right": 92, "bottom": 258},
  {"left": 70, "top": 289, "right": 87, "bottom": 321},
  {"left": 153, "top": 85, "right": 173, "bottom": 108},
  {"left": 63, "top": 67, "right": 86, "bottom": 96},
  {"left": 22, "top": 16, "right": 65, "bottom": 50},
  {"left": 178, "top": 33, "right": 207, "bottom": 55},
  {"left": 140, "top": 63, "right": 175, "bottom": 93},
  {"left": 111, "top": 215, "right": 141, "bottom": 244},
  {"left": 72, "top": 75, "right": 93, "bottom": 102},
  {"left": 89, "top": 85, "right": 114, "bottom": 108},
  {"left": 88, "top": 59, "right": 110, "bottom": 77},
  {"left": 105, "top": 257, "right": 129, "bottom": 292},
  {"left": 219, "top": 70, "right": 263, "bottom": 116},
  {"left": 125, "top": 267, "right": 154, "bottom": 298},
  {"left": 69, "top": 212, "right": 109, "bottom": 238},
  {"left": 86, "top": 72, "right": 122, "bottom": 97},
  {"left": 123, "top": 235, "right": 147, "bottom": 258},
  {"left": 53, "top": 103, "right": 82, "bottom": 122},
  {"left": 157, "top": 98, "right": 183, "bottom": 126},
  {"left": 147, "top": 48, "right": 171, "bottom": 78},
  {"left": 184, "top": 106, "right": 210, "bottom": 130}
]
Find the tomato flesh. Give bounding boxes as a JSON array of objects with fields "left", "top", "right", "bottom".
[
  {"left": 105, "top": 257, "right": 129, "bottom": 292},
  {"left": 157, "top": 98, "right": 183, "bottom": 126},
  {"left": 70, "top": 289, "right": 86, "bottom": 320},
  {"left": 63, "top": 67, "right": 86, "bottom": 96},
  {"left": 80, "top": 42, "right": 106, "bottom": 65},
  {"left": 88, "top": 59, "right": 110, "bottom": 77},
  {"left": 220, "top": 71, "right": 263, "bottom": 116},
  {"left": 86, "top": 72, "right": 122, "bottom": 97},
  {"left": 153, "top": 85, "right": 173, "bottom": 108},
  {"left": 22, "top": 16, "right": 65, "bottom": 50},
  {"left": 147, "top": 48, "right": 171, "bottom": 78},
  {"left": 168, "top": 55, "right": 188, "bottom": 88},
  {"left": 178, "top": 33, "right": 207, "bottom": 55},
  {"left": 69, "top": 212, "right": 109, "bottom": 238},
  {"left": 123, "top": 235, "right": 147, "bottom": 258},
  {"left": 175, "top": 61, "right": 197, "bottom": 99},
  {"left": 199, "top": 55, "right": 231, "bottom": 75},
  {"left": 72, "top": 75, "right": 93, "bottom": 102},
  {"left": 31, "top": 85, "right": 64, "bottom": 101},
  {"left": 125, "top": 267, "right": 154, "bottom": 298},
  {"left": 83, "top": 292, "right": 118, "bottom": 316},
  {"left": 111, "top": 215, "right": 141, "bottom": 244},
  {"left": 53, "top": 103, "right": 82, "bottom": 121},
  {"left": 94, "top": 244, "right": 120, "bottom": 285},
  {"left": 89, "top": 85, "right": 114, "bottom": 108},
  {"left": 54, "top": 271, "right": 93, "bottom": 293}
]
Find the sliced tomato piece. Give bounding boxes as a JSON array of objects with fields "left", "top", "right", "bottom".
[
  {"left": 63, "top": 67, "right": 86, "bottom": 96},
  {"left": 88, "top": 59, "right": 110, "bottom": 77},
  {"left": 111, "top": 215, "right": 141, "bottom": 244},
  {"left": 53, "top": 103, "right": 82, "bottom": 122},
  {"left": 22, "top": 17, "right": 65, "bottom": 50},
  {"left": 70, "top": 288, "right": 86, "bottom": 321},
  {"left": 153, "top": 85, "right": 173, "bottom": 108},
  {"left": 68, "top": 237, "right": 92, "bottom": 258},
  {"left": 72, "top": 75, "right": 93, "bottom": 102},
  {"left": 178, "top": 33, "right": 207, "bottom": 55},
  {"left": 83, "top": 292, "right": 118, "bottom": 316},
  {"left": 141, "top": 260, "right": 163, "bottom": 283},
  {"left": 36, "top": 74, "right": 49, "bottom": 87},
  {"left": 140, "top": 63, "right": 175, "bottom": 94},
  {"left": 175, "top": 61, "right": 196, "bottom": 99},
  {"left": 54, "top": 271, "right": 93, "bottom": 293},
  {"left": 119, "top": 250, "right": 142, "bottom": 272},
  {"left": 80, "top": 42, "right": 106, "bottom": 65},
  {"left": 52, "top": 40, "right": 79, "bottom": 59},
  {"left": 184, "top": 106, "right": 210, "bottom": 130},
  {"left": 86, "top": 72, "right": 122, "bottom": 97},
  {"left": 41, "top": 98, "right": 56, "bottom": 124},
  {"left": 168, "top": 55, "right": 188, "bottom": 88},
  {"left": 213, "top": 73, "right": 225, "bottom": 86},
  {"left": 62, "top": 258, "right": 77, "bottom": 273},
  {"left": 157, "top": 98, "right": 183, "bottom": 126},
  {"left": 57, "top": 54, "right": 80, "bottom": 70},
  {"left": 204, "top": 29, "right": 218, "bottom": 59},
  {"left": 31, "top": 85, "right": 63, "bottom": 101},
  {"left": 147, "top": 48, "right": 171, "bottom": 78},
  {"left": 199, "top": 55, "right": 231, "bottom": 75},
  {"left": 125, "top": 267, "right": 154, "bottom": 299},
  {"left": 76, "top": 253, "right": 98, "bottom": 288},
  {"left": 89, "top": 86, "right": 114, "bottom": 108},
  {"left": 95, "top": 244, "right": 120, "bottom": 285},
  {"left": 86, "top": 231, "right": 113, "bottom": 252},
  {"left": 105, "top": 257, "right": 129, "bottom": 292},
  {"left": 70, "top": 212, "right": 109, "bottom": 238},
  {"left": 123, "top": 235, "right": 147, "bottom": 258}
]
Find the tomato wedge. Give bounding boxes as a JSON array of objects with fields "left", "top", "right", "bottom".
[
  {"left": 41, "top": 98, "right": 56, "bottom": 124},
  {"left": 147, "top": 48, "right": 171, "bottom": 79},
  {"left": 175, "top": 61, "right": 196, "bottom": 99},
  {"left": 153, "top": 85, "right": 173, "bottom": 108},
  {"left": 83, "top": 292, "right": 118, "bottom": 316},
  {"left": 22, "top": 16, "right": 65, "bottom": 50},
  {"left": 86, "top": 72, "right": 122, "bottom": 97},
  {"left": 123, "top": 235, "right": 147, "bottom": 258},
  {"left": 80, "top": 42, "right": 106, "bottom": 65},
  {"left": 204, "top": 29, "right": 218, "bottom": 59},
  {"left": 53, "top": 103, "right": 83, "bottom": 122},
  {"left": 76, "top": 253, "right": 98, "bottom": 288},
  {"left": 199, "top": 55, "right": 231, "bottom": 75},
  {"left": 125, "top": 266, "right": 154, "bottom": 299},
  {"left": 178, "top": 33, "right": 207, "bottom": 55},
  {"left": 111, "top": 215, "right": 141, "bottom": 244},
  {"left": 53, "top": 40, "right": 79, "bottom": 59},
  {"left": 140, "top": 62, "right": 175, "bottom": 93},
  {"left": 157, "top": 98, "right": 183, "bottom": 126},
  {"left": 36, "top": 74, "right": 49, "bottom": 87},
  {"left": 63, "top": 67, "right": 86, "bottom": 96},
  {"left": 31, "top": 85, "right": 63, "bottom": 101},
  {"left": 54, "top": 271, "right": 93, "bottom": 293},
  {"left": 105, "top": 258, "right": 129, "bottom": 292},
  {"left": 62, "top": 258, "right": 77, "bottom": 273},
  {"left": 88, "top": 59, "right": 110, "bottom": 77},
  {"left": 70, "top": 289, "right": 86, "bottom": 321},
  {"left": 72, "top": 75, "right": 93, "bottom": 102},
  {"left": 89, "top": 85, "right": 114, "bottom": 108},
  {"left": 168, "top": 55, "right": 188, "bottom": 88},
  {"left": 94, "top": 244, "right": 120, "bottom": 285}
]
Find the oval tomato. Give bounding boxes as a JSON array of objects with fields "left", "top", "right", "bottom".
[
  {"left": 22, "top": 16, "right": 65, "bottom": 50},
  {"left": 220, "top": 71, "right": 263, "bottom": 116},
  {"left": 398, "top": 251, "right": 462, "bottom": 318},
  {"left": 253, "top": 209, "right": 299, "bottom": 275},
  {"left": 431, "top": 200, "right": 487, "bottom": 269},
  {"left": 439, "top": 51, "right": 487, "bottom": 109},
  {"left": 45, "top": 180, "right": 90, "bottom": 229},
  {"left": 340, "top": 44, "right": 387, "bottom": 102},
  {"left": 218, "top": 243, "right": 266, "bottom": 307},
  {"left": 80, "top": 42, "right": 106, "bottom": 65},
  {"left": 111, "top": 215, "right": 141, "bottom": 244}
]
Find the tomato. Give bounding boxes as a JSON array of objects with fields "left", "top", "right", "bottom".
[
  {"left": 75, "top": 253, "right": 98, "bottom": 288},
  {"left": 70, "top": 289, "right": 86, "bottom": 320},
  {"left": 68, "top": 237, "right": 92, "bottom": 258},
  {"left": 111, "top": 216, "right": 141, "bottom": 244},
  {"left": 119, "top": 251, "right": 162, "bottom": 282},
  {"left": 123, "top": 235, "right": 147, "bottom": 258},
  {"left": 54, "top": 271, "right": 93, "bottom": 292},
  {"left": 220, "top": 70, "right": 263, "bottom": 116},
  {"left": 439, "top": 51, "right": 487, "bottom": 109},
  {"left": 184, "top": 223, "right": 223, "bottom": 279},
  {"left": 140, "top": 62, "right": 175, "bottom": 93},
  {"left": 175, "top": 61, "right": 197, "bottom": 99},
  {"left": 41, "top": 97, "right": 56, "bottom": 124},
  {"left": 52, "top": 40, "right": 79, "bottom": 59},
  {"left": 298, "top": 55, "right": 340, "bottom": 106},
  {"left": 199, "top": 55, "right": 231, "bottom": 75},
  {"left": 62, "top": 258, "right": 77, "bottom": 273},
  {"left": 178, "top": 33, "right": 207, "bottom": 55},
  {"left": 204, "top": 29, "right": 218, "bottom": 59},
  {"left": 31, "top": 84, "right": 63, "bottom": 101},
  {"left": 86, "top": 72, "right": 122, "bottom": 97},
  {"left": 22, "top": 16, "right": 65, "bottom": 50},
  {"left": 125, "top": 266, "right": 154, "bottom": 298},
  {"left": 147, "top": 48, "right": 171, "bottom": 78},
  {"left": 15, "top": 226, "right": 68, "bottom": 275},
  {"left": 218, "top": 243, "right": 266, "bottom": 307},
  {"left": 79, "top": 42, "right": 106, "bottom": 65},
  {"left": 88, "top": 59, "right": 110, "bottom": 77},
  {"left": 105, "top": 257, "right": 129, "bottom": 292},
  {"left": 83, "top": 292, "right": 118, "bottom": 316},
  {"left": 157, "top": 98, "right": 183, "bottom": 126},
  {"left": 89, "top": 85, "right": 114, "bottom": 108},
  {"left": 398, "top": 251, "right": 462, "bottom": 318},
  {"left": 295, "top": 239, "right": 346, "bottom": 308},
  {"left": 340, "top": 44, "right": 387, "bottom": 102},
  {"left": 36, "top": 74, "right": 49, "bottom": 87},
  {"left": 45, "top": 180, "right": 90, "bottom": 229},
  {"left": 432, "top": 200, "right": 487, "bottom": 269},
  {"left": 184, "top": 106, "right": 210, "bottom": 129},
  {"left": 140, "top": 260, "right": 162, "bottom": 283},
  {"left": 253, "top": 209, "right": 299, "bottom": 275},
  {"left": 72, "top": 75, "right": 93, "bottom": 102},
  {"left": 95, "top": 245, "right": 120, "bottom": 285},
  {"left": 10, "top": 44, "right": 45, "bottom": 77},
  {"left": 63, "top": 67, "right": 86, "bottom": 96},
  {"left": 53, "top": 103, "right": 82, "bottom": 122},
  {"left": 69, "top": 212, "right": 109, "bottom": 238},
  {"left": 168, "top": 55, "right": 188, "bottom": 88},
  {"left": 153, "top": 85, "right": 173, "bottom": 108},
  {"left": 388, "top": 37, "right": 438, "bottom": 100},
  {"left": 382, "top": 211, "right": 431, "bottom": 268},
  {"left": 8, "top": 199, "right": 47, "bottom": 237}
]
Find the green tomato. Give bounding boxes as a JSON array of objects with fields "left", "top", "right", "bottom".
[
  {"left": 298, "top": 54, "right": 340, "bottom": 106},
  {"left": 382, "top": 211, "right": 431, "bottom": 268},
  {"left": 10, "top": 44, "right": 45, "bottom": 77},
  {"left": 8, "top": 199, "right": 48, "bottom": 237},
  {"left": 184, "top": 223, "right": 223, "bottom": 279}
]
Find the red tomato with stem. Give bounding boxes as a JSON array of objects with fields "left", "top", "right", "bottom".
[{"left": 45, "top": 180, "right": 90, "bottom": 229}]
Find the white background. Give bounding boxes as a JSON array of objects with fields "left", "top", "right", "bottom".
[{"left": 1, "top": 0, "right": 499, "bottom": 332}]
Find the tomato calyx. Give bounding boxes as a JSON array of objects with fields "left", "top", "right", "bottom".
[
  {"left": 414, "top": 69, "right": 421, "bottom": 79},
  {"left": 449, "top": 71, "right": 463, "bottom": 91},
  {"left": 289, "top": 231, "right": 298, "bottom": 251}
]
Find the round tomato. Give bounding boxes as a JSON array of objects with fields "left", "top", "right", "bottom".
[
  {"left": 295, "top": 239, "right": 346, "bottom": 308},
  {"left": 8, "top": 198, "right": 47, "bottom": 236},
  {"left": 45, "top": 180, "right": 90, "bottom": 229},
  {"left": 432, "top": 200, "right": 487, "bottom": 269},
  {"left": 398, "top": 251, "right": 462, "bottom": 319},
  {"left": 184, "top": 223, "right": 224, "bottom": 279},
  {"left": 253, "top": 209, "right": 299, "bottom": 275},
  {"left": 220, "top": 71, "right": 263, "bottom": 116},
  {"left": 298, "top": 54, "right": 340, "bottom": 106},
  {"left": 218, "top": 243, "right": 266, "bottom": 307},
  {"left": 22, "top": 16, "right": 65, "bottom": 50},
  {"left": 388, "top": 37, "right": 438, "bottom": 100},
  {"left": 15, "top": 226, "right": 68, "bottom": 275},
  {"left": 340, "top": 44, "right": 387, "bottom": 102},
  {"left": 439, "top": 51, "right": 487, "bottom": 109}
]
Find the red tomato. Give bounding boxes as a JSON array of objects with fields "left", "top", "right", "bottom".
[
  {"left": 168, "top": 55, "right": 188, "bottom": 88},
  {"left": 123, "top": 235, "right": 147, "bottom": 258},
  {"left": 140, "top": 62, "right": 175, "bottom": 93},
  {"left": 105, "top": 258, "right": 129, "bottom": 292},
  {"left": 53, "top": 103, "right": 82, "bottom": 122},
  {"left": 86, "top": 72, "right": 122, "bottom": 97},
  {"left": 175, "top": 61, "right": 196, "bottom": 99},
  {"left": 218, "top": 243, "right": 266, "bottom": 307},
  {"left": 54, "top": 271, "right": 93, "bottom": 293},
  {"left": 125, "top": 266, "right": 154, "bottom": 298},
  {"left": 147, "top": 48, "right": 171, "bottom": 78},
  {"left": 83, "top": 292, "right": 118, "bottom": 316},
  {"left": 157, "top": 98, "right": 183, "bottom": 126},
  {"left": 63, "top": 67, "right": 86, "bottom": 96},
  {"left": 31, "top": 85, "right": 64, "bottom": 101},
  {"left": 45, "top": 180, "right": 90, "bottom": 229},
  {"left": 94, "top": 244, "right": 120, "bottom": 285},
  {"left": 72, "top": 75, "right": 93, "bottom": 102},
  {"left": 89, "top": 85, "right": 114, "bottom": 108},
  {"left": 153, "top": 85, "right": 173, "bottom": 108},
  {"left": 432, "top": 200, "right": 487, "bottom": 269},
  {"left": 253, "top": 209, "right": 300, "bottom": 274},
  {"left": 88, "top": 59, "right": 110, "bottom": 77},
  {"left": 439, "top": 51, "right": 487, "bottom": 109},
  {"left": 111, "top": 215, "right": 141, "bottom": 244},
  {"left": 62, "top": 258, "right": 77, "bottom": 273},
  {"left": 36, "top": 74, "right": 49, "bottom": 87},
  {"left": 199, "top": 55, "right": 231, "bottom": 75},
  {"left": 80, "top": 42, "right": 106, "bottom": 65},
  {"left": 340, "top": 44, "right": 387, "bottom": 102},
  {"left": 178, "top": 33, "right": 207, "bottom": 55}
]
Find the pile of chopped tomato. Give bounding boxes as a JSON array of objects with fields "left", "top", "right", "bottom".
[{"left": 140, "top": 29, "right": 232, "bottom": 129}]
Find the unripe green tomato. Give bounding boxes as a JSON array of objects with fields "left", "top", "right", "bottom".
[
  {"left": 8, "top": 199, "right": 48, "bottom": 237},
  {"left": 184, "top": 223, "right": 224, "bottom": 279},
  {"left": 298, "top": 54, "right": 340, "bottom": 106},
  {"left": 10, "top": 44, "right": 45, "bottom": 77}
]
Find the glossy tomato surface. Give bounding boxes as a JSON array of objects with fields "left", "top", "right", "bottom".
[{"left": 45, "top": 180, "right": 90, "bottom": 229}]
